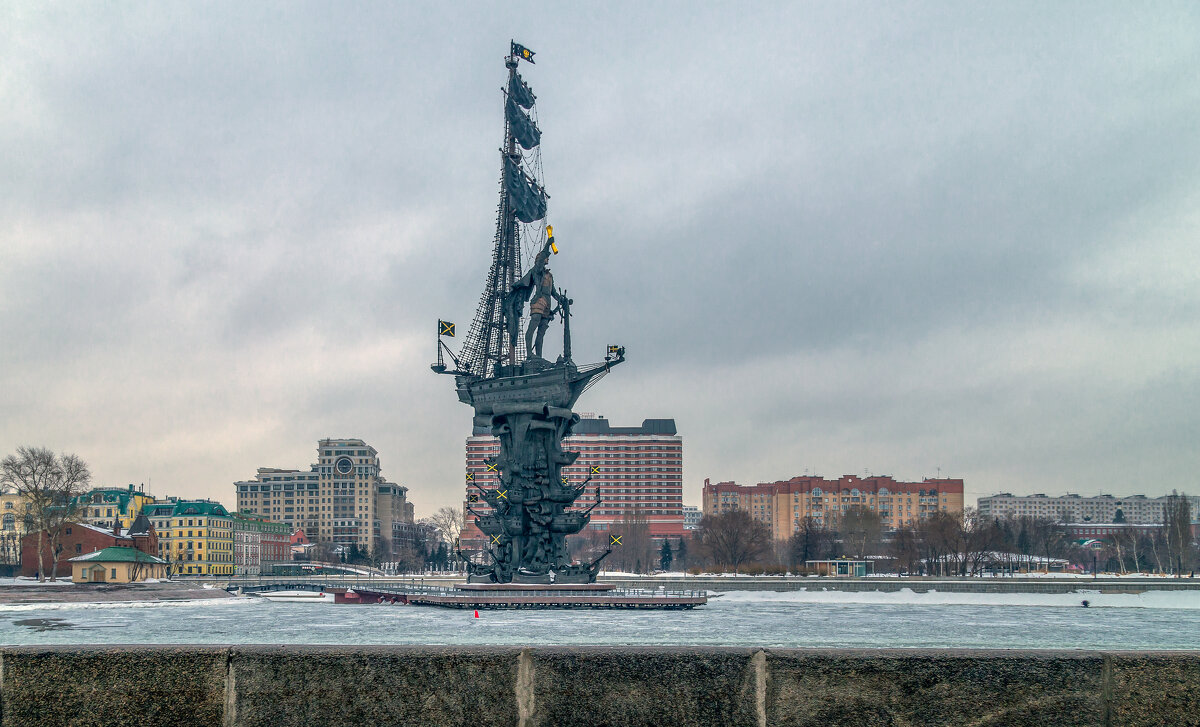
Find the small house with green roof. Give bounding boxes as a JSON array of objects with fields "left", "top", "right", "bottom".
[{"left": 69, "top": 546, "right": 169, "bottom": 583}]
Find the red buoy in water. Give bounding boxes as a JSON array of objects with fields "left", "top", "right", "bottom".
[{"left": 474, "top": 610, "right": 480, "bottom": 618}]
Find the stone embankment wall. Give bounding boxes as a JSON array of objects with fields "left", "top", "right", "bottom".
[
  {"left": 225, "top": 574, "right": 1200, "bottom": 594},
  {"left": 3, "top": 646, "right": 1198, "bottom": 726},
  {"left": 608, "top": 577, "right": 1200, "bottom": 594}
]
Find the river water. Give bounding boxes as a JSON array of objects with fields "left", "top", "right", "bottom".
[{"left": 2, "top": 589, "right": 1199, "bottom": 649}]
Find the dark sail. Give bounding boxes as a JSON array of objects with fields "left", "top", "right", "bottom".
[
  {"left": 505, "top": 157, "right": 547, "bottom": 223},
  {"left": 510, "top": 72, "right": 536, "bottom": 109},
  {"left": 506, "top": 96, "right": 541, "bottom": 150},
  {"left": 455, "top": 53, "right": 549, "bottom": 377}
]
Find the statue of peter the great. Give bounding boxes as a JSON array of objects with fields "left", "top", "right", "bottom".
[{"left": 502, "top": 243, "right": 555, "bottom": 360}]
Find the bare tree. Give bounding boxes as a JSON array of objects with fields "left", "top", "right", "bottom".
[
  {"left": 610, "top": 510, "right": 654, "bottom": 573},
  {"left": 696, "top": 511, "right": 771, "bottom": 573},
  {"left": 889, "top": 525, "right": 922, "bottom": 575},
  {"left": 422, "top": 506, "right": 465, "bottom": 546},
  {"left": 1148, "top": 529, "right": 1166, "bottom": 574},
  {"left": 962, "top": 509, "right": 1001, "bottom": 576},
  {"left": 0, "top": 447, "right": 91, "bottom": 581},
  {"left": 918, "top": 511, "right": 965, "bottom": 576},
  {"left": 839, "top": 506, "right": 883, "bottom": 559},
  {"left": 787, "top": 516, "right": 832, "bottom": 570},
  {"left": 1163, "top": 491, "right": 1193, "bottom": 576},
  {"left": 128, "top": 550, "right": 153, "bottom": 582},
  {"left": 1021, "top": 516, "right": 1069, "bottom": 568},
  {"left": 1111, "top": 528, "right": 1133, "bottom": 575}
]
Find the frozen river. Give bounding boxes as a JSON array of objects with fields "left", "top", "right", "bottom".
[{"left": 2, "top": 589, "right": 1199, "bottom": 649}]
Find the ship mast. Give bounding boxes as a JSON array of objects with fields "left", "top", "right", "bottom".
[{"left": 454, "top": 45, "right": 546, "bottom": 379}]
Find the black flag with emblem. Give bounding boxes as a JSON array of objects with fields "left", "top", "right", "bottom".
[
  {"left": 511, "top": 41, "right": 535, "bottom": 64},
  {"left": 439, "top": 320, "right": 455, "bottom": 337}
]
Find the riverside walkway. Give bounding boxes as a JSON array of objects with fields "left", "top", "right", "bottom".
[
  {"left": 220, "top": 576, "right": 708, "bottom": 609},
  {"left": 213, "top": 572, "right": 1200, "bottom": 595}
]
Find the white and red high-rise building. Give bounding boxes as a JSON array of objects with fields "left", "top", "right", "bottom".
[{"left": 461, "top": 416, "right": 684, "bottom": 549}]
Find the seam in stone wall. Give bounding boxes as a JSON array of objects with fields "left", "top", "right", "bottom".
[
  {"left": 1101, "top": 653, "right": 1113, "bottom": 727},
  {"left": 516, "top": 648, "right": 535, "bottom": 727},
  {"left": 223, "top": 648, "right": 236, "bottom": 727},
  {"left": 752, "top": 650, "right": 767, "bottom": 727}
]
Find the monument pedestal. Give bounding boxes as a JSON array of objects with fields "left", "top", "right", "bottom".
[
  {"left": 454, "top": 582, "right": 614, "bottom": 592},
  {"left": 403, "top": 583, "right": 705, "bottom": 610}
]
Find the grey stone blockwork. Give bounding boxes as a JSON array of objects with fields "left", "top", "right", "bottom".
[{"left": 2, "top": 646, "right": 1198, "bottom": 727}]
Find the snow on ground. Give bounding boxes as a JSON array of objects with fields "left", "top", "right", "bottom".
[
  {"left": 717, "top": 588, "right": 1200, "bottom": 609},
  {"left": 0, "top": 577, "right": 74, "bottom": 586},
  {"left": 603, "top": 571, "right": 1198, "bottom": 580},
  {"left": 0, "top": 596, "right": 256, "bottom": 613}
]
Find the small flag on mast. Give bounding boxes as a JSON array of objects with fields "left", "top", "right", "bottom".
[
  {"left": 511, "top": 41, "right": 535, "bottom": 64},
  {"left": 439, "top": 320, "right": 455, "bottom": 337}
]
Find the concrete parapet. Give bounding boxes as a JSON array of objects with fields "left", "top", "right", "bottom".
[
  {"left": 1, "top": 646, "right": 1197, "bottom": 726},
  {"left": 225, "top": 574, "right": 1200, "bottom": 594}
]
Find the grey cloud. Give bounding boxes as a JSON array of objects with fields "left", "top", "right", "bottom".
[{"left": 2, "top": 2, "right": 1198, "bottom": 513}]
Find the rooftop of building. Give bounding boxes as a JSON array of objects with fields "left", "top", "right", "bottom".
[
  {"left": 142, "top": 499, "right": 231, "bottom": 518},
  {"left": 982, "top": 493, "right": 1188, "bottom": 501},
  {"left": 72, "top": 515, "right": 154, "bottom": 539},
  {"left": 69, "top": 546, "right": 168, "bottom": 564},
  {"left": 72, "top": 485, "right": 152, "bottom": 507},
  {"left": 705, "top": 474, "right": 964, "bottom": 494},
  {"left": 318, "top": 438, "right": 376, "bottom": 451},
  {"left": 572, "top": 417, "right": 677, "bottom": 436},
  {"left": 79, "top": 484, "right": 150, "bottom": 495}
]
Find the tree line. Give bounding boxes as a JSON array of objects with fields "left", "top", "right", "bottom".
[{"left": 680, "top": 499, "right": 1197, "bottom": 576}]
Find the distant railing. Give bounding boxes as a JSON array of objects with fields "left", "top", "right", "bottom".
[{"left": 216, "top": 575, "right": 705, "bottom": 599}]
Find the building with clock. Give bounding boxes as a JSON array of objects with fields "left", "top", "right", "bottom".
[{"left": 234, "top": 438, "right": 415, "bottom": 555}]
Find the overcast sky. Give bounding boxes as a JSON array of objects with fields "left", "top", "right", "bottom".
[{"left": 2, "top": 2, "right": 1198, "bottom": 516}]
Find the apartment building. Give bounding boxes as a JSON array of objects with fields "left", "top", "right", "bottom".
[
  {"left": 461, "top": 416, "right": 684, "bottom": 549},
  {"left": 231, "top": 512, "right": 292, "bottom": 576},
  {"left": 72, "top": 485, "right": 155, "bottom": 529},
  {"left": 702, "top": 474, "right": 965, "bottom": 541},
  {"left": 0, "top": 491, "right": 30, "bottom": 534},
  {"left": 234, "top": 439, "right": 415, "bottom": 554},
  {"left": 978, "top": 493, "right": 1200, "bottom": 525},
  {"left": 142, "top": 499, "right": 235, "bottom": 576}
]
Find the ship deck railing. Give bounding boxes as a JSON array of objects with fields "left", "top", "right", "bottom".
[{"left": 205, "top": 574, "right": 707, "bottom": 600}]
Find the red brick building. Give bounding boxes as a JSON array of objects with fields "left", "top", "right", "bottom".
[
  {"left": 22, "top": 515, "right": 158, "bottom": 578},
  {"left": 703, "top": 474, "right": 965, "bottom": 541},
  {"left": 462, "top": 417, "right": 684, "bottom": 549},
  {"left": 1067, "top": 522, "right": 1200, "bottom": 540}
]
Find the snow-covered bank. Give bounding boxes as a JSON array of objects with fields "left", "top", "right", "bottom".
[
  {"left": 0, "top": 596, "right": 256, "bottom": 613},
  {"left": 717, "top": 588, "right": 1200, "bottom": 609},
  {"left": 0, "top": 577, "right": 74, "bottom": 587}
]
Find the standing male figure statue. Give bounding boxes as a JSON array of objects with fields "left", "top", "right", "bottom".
[
  {"left": 503, "top": 246, "right": 546, "bottom": 359},
  {"left": 525, "top": 251, "right": 554, "bottom": 359},
  {"left": 504, "top": 244, "right": 554, "bottom": 361}
]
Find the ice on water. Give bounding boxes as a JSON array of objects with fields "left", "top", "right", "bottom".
[{"left": 1, "top": 589, "right": 1199, "bottom": 649}]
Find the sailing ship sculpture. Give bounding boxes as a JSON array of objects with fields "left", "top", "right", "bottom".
[{"left": 433, "top": 42, "right": 624, "bottom": 585}]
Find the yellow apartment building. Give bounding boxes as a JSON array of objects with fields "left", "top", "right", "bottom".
[
  {"left": 142, "top": 499, "right": 235, "bottom": 576},
  {"left": 73, "top": 485, "right": 156, "bottom": 529},
  {"left": 0, "top": 491, "right": 32, "bottom": 534}
]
